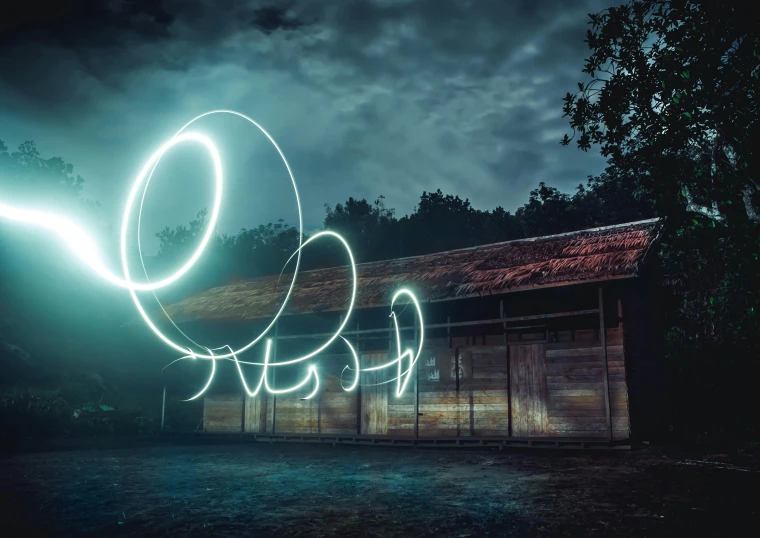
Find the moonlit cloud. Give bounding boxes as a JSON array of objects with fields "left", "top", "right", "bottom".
[{"left": 0, "top": 0, "right": 611, "bottom": 253}]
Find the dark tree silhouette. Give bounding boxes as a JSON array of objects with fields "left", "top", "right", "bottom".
[{"left": 562, "top": 0, "right": 760, "bottom": 441}]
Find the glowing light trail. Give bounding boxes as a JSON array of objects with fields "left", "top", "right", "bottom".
[{"left": 0, "top": 110, "right": 424, "bottom": 401}]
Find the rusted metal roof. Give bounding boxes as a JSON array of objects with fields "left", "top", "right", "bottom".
[{"left": 162, "top": 219, "right": 660, "bottom": 323}]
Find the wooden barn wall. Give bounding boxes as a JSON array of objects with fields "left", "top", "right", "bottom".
[
  {"left": 544, "top": 326, "right": 629, "bottom": 439},
  {"left": 202, "top": 296, "right": 632, "bottom": 440},
  {"left": 203, "top": 395, "right": 243, "bottom": 432},
  {"left": 363, "top": 352, "right": 391, "bottom": 435},
  {"left": 241, "top": 354, "right": 359, "bottom": 435},
  {"left": 416, "top": 346, "right": 510, "bottom": 437}
]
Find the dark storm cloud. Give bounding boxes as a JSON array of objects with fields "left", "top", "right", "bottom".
[{"left": 0, "top": 0, "right": 612, "bottom": 252}]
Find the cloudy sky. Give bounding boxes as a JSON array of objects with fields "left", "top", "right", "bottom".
[{"left": 1, "top": 0, "right": 610, "bottom": 253}]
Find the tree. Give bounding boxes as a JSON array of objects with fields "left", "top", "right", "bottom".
[
  {"left": 323, "top": 196, "right": 397, "bottom": 263},
  {"left": 222, "top": 220, "right": 302, "bottom": 279},
  {"left": 154, "top": 211, "right": 304, "bottom": 299},
  {"left": 562, "top": 0, "right": 759, "bottom": 225},
  {"left": 397, "top": 190, "right": 521, "bottom": 256},
  {"left": 0, "top": 138, "right": 136, "bottom": 385},
  {"left": 562, "top": 0, "right": 760, "bottom": 440},
  {"left": 515, "top": 182, "right": 585, "bottom": 237}
]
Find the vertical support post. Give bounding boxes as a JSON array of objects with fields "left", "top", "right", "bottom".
[
  {"left": 414, "top": 314, "right": 419, "bottom": 439},
  {"left": 450, "top": 314, "right": 460, "bottom": 438},
  {"left": 161, "top": 384, "right": 166, "bottom": 433},
  {"left": 599, "top": 287, "right": 613, "bottom": 442},
  {"left": 386, "top": 317, "right": 393, "bottom": 436},
  {"left": 356, "top": 321, "right": 361, "bottom": 435},
  {"left": 617, "top": 299, "right": 624, "bottom": 330},
  {"left": 272, "top": 320, "right": 279, "bottom": 435},
  {"left": 502, "top": 299, "right": 512, "bottom": 438}
]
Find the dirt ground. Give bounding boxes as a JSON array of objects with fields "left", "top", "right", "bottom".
[{"left": 1, "top": 439, "right": 758, "bottom": 537}]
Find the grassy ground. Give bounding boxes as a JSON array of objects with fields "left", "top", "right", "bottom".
[{"left": 1, "top": 439, "right": 758, "bottom": 537}]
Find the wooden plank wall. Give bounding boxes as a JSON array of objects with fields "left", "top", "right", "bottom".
[
  {"left": 240, "top": 354, "right": 358, "bottom": 434},
  {"left": 360, "top": 351, "right": 394, "bottom": 435},
  {"left": 545, "top": 327, "right": 629, "bottom": 439},
  {"left": 417, "top": 347, "right": 461, "bottom": 436},
  {"left": 204, "top": 323, "right": 630, "bottom": 440},
  {"left": 244, "top": 391, "right": 267, "bottom": 433},
  {"left": 415, "top": 346, "right": 511, "bottom": 436},
  {"left": 203, "top": 395, "right": 243, "bottom": 432},
  {"left": 266, "top": 354, "right": 359, "bottom": 434},
  {"left": 510, "top": 344, "right": 549, "bottom": 436},
  {"left": 271, "top": 383, "right": 319, "bottom": 433},
  {"left": 457, "top": 346, "right": 511, "bottom": 436},
  {"left": 319, "top": 364, "right": 358, "bottom": 434}
]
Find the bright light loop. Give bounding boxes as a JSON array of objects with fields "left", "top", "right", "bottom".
[
  {"left": 127, "top": 110, "right": 304, "bottom": 361},
  {"left": 339, "top": 336, "right": 360, "bottom": 392},
  {"left": 182, "top": 349, "right": 216, "bottom": 402},
  {"left": 0, "top": 109, "right": 426, "bottom": 404}
]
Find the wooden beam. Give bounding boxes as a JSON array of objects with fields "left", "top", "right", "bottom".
[
  {"left": 165, "top": 274, "right": 638, "bottom": 325},
  {"left": 500, "top": 300, "right": 506, "bottom": 344},
  {"left": 503, "top": 300, "right": 512, "bottom": 438},
  {"left": 272, "top": 320, "right": 278, "bottom": 435},
  {"left": 356, "top": 321, "right": 361, "bottom": 435},
  {"left": 273, "top": 309, "right": 601, "bottom": 340},
  {"left": 599, "top": 288, "right": 613, "bottom": 441},
  {"left": 414, "top": 315, "right": 419, "bottom": 439},
  {"left": 161, "top": 385, "right": 166, "bottom": 433},
  {"left": 241, "top": 392, "right": 245, "bottom": 433}
]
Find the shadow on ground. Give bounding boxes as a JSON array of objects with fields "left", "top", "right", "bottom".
[{"left": 1, "top": 440, "right": 758, "bottom": 536}]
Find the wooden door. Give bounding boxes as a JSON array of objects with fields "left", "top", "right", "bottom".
[
  {"left": 510, "top": 344, "right": 549, "bottom": 436},
  {"left": 360, "top": 352, "right": 388, "bottom": 435},
  {"left": 244, "top": 393, "right": 267, "bottom": 433}
]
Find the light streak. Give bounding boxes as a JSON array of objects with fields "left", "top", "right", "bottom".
[
  {"left": 183, "top": 350, "right": 216, "bottom": 402},
  {"left": 0, "top": 110, "right": 424, "bottom": 402}
]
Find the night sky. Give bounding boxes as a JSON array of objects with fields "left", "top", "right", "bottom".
[{"left": 1, "top": 0, "right": 609, "bottom": 253}]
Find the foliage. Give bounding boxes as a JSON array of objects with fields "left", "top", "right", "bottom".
[
  {"left": 562, "top": 1, "right": 759, "bottom": 224},
  {"left": 153, "top": 209, "right": 304, "bottom": 301},
  {"left": 323, "top": 196, "right": 397, "bottom": 262},
  {"left": 563, "top": 0, "right": 760, "bottom": 440},
  {"left": 398, "top": 190, "right": 514, "bottom": 255},
  {"left": 0, "top": 139, "right": 106, "bottom": 379},
  {"left": 0, "top": 386, "right": 158, "bottom": 448}
]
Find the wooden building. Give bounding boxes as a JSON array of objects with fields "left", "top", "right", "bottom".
[{"left": 161, "top": 219, "right": 664, "bottom": 447}]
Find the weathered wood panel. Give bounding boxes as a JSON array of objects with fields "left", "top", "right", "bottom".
[
  {"left": 418, "top": 348, "right": 465, "bottom": 437},
  {"left": 202, "top": 319, "right": 631, "bottom": 442},
  {"left": 456, "top": 346, "right": 510, "bottom": 436},
  {"left": 203, "top": 395, "right": 243, "bottom": 432},
  {"left": 510, "top": 344, "right": 549, "bottom": 436},
  {"left": 544, "top": 327, "right": 630, "bottom": 439},
  {"left": 269, "top": 372, "right": 319, "bottom": 433},
  {"left": 317, "top": 365, "right": 358, "bottom": 434},
  {"left": 244, "top": 393, "right": 266, "bottom": 433},
  {"left": 361, "top": 352, "right": 389, "bottom": 435}
]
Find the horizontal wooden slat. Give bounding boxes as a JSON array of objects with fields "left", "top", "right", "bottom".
[
  {"left": 548, "top": 389, "right": 604, "bottom": 396},
  {"left": 546, "top": 344, "right": 622, "bottom": 357},
  {"left": 548, "top": 408, "right": 607, "bottom": 417},
  {"left": 547, "top": 382, "right": 627, "bottom": 390},
  {"left": 418, "top": 397, "right": 505, "bottom": 405},
  {"left": 549, "top": 417, "right": 629, "bottom": 427}
]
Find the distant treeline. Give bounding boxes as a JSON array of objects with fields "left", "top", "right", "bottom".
[{"left": 151, "top": 173, "right": 653, "bottom": 299}]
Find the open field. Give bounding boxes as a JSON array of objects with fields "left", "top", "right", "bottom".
[{"left": 1, "top": 439, "right": 758, "bottom": 536}]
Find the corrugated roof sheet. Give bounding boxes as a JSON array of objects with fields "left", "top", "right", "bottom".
[{"left": 162, "top": 218, "right": 660, "bottom": 323}]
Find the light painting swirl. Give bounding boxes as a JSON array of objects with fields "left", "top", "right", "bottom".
[{"left": 0, "top": 110, "right": 423, "bottom": 401}]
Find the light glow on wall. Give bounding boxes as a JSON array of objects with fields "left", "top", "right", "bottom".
[{"left": 0, "top": 110, "right": 423, "bottom": 401}]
